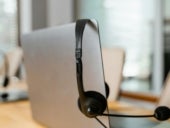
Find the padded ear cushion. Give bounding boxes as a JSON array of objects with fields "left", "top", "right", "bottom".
[
  {"left": 105, "top": 82, "right": 110, "bottom": 99},
  {"left": 78, "top": 91, "right": 107, "bottom": 117}
]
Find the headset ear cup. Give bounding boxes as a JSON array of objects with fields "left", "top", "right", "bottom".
[
  {"left": 105, "top": 82, "right": 110, "bottom": 99},
  {"left": 77, "top": 91, "right": 107, "bottom": 117},
  {"left": 86, "top": 91, "right": 107, "bottom": 116}
]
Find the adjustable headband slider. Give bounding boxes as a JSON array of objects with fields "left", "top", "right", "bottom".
[{"left": 76, "top": 49, "right": 82, "bottom": 59}]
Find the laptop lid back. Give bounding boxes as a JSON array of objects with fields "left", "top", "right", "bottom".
[{"left": 22, "top": 20, "right": 110, "bottom": 128}]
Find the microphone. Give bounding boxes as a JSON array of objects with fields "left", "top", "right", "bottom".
[
  {"left": 101, "top": 106, "right": 170, "bottom": 121},
  {"left": 154, "top": 106, "right": 170, "bottom": 121},
  {"left": 96, "top": 106, "right": 170, "bottom": 128}
]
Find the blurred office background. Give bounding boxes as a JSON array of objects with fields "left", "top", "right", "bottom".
[{"left": 0, "top": 0, "right": 169, "bottom": 96}]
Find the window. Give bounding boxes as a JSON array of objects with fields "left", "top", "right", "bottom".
[
  {"left": 0, "top": 0, "right": 18, "bottom": 84},
  {"left": 0, "top": 0, "right": 18, "bottom": 51},
  {"left": 76, "top": 0, "right": 155, "bottom": 92}
]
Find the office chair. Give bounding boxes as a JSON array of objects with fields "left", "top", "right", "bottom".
[
  {"left": 102, "top": 47, "right": 125, "bottom": 101},
  {"left": 0, "top": 47, "right": 27, "bottom": 102},
  {"left": 6, "top": 47, "right": 23, "bottom": 78},
  {"left": 158, "top": 72, "right": 170, "bottom": 107},
  {"left": 119, "top": 71, "right": 170, "bottom": 108}
]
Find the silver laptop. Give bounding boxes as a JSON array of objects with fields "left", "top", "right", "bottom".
[{"left": 22, "top": 20, "right": 110, "bottom": 128}]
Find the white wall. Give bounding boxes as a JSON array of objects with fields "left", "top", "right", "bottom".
[
  {"left": 20, "top": 0, "right": 74, "bottom": 31},
  {"left": 152, "top": 0, "right": 164, "bottom": 93},
  {"left": 47, "top": 0, "right": 74, "bottom": 27},
  {"left": 32, "top": 0, "right": 47, "bottom": 30},
  {"left": 19, "top": 0, "right": 32, "bottom": 34}
]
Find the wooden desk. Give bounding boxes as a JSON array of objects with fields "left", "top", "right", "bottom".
[
  {"left": 0, "top": 100, "right": 157, "bottom": 128},
  {"left": 0, "top": 101, "right": 45, "bottom": 128}
]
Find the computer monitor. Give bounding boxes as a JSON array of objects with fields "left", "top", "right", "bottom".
[{"left": 22, "top": 20, "right": 110, "bottom": 128}]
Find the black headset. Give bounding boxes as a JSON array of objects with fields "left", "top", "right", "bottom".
[
  {"left": 75, "top": 19, "right": 109, "bottom": 118},
  {"left": 75, "top": 19, "right": 170, "bottom": 122}
]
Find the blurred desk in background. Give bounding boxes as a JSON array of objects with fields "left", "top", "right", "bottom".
[{"left": 0, "top": 100, "right": 162, "bottom": 128}]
